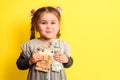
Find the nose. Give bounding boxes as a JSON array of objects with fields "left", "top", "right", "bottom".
[{"left": 46, "top": 23, "right": 52, "bottom": 29}]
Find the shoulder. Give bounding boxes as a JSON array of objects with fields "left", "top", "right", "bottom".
[
  {"left": 59, "top": 39, "right": 70, "bottom": 46},
  {"left": 21, "top": 38, "right": 39, "bottom": 48},
  {"left": 23, "top": 38, "right": 39, "bottom": 44}
]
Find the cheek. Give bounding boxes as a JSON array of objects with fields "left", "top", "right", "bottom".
[
  {"left": 36, "top": 25, "right": 44, "bottom": 32},
  {"left": 55, "top": 26, "right": 60, "bottom": 33}
]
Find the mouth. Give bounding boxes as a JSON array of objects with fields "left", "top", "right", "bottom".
[{"left": 46, "top": 31, "right": 53, "bottom": 34}]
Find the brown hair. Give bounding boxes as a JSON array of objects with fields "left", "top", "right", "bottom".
[{"left": 30, "top": 6, "right": 61, "bottom": 40}]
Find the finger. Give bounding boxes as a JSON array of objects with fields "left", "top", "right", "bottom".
[{"left": 53, "top": 54, "right": 59, "bottom": 59}]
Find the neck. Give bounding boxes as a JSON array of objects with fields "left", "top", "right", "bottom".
[{"left": 39, "top": 37, "right": 53, "bottom": 44}]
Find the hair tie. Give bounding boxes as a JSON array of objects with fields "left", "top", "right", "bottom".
[
  {"left": 30, "top": 9, "right": 36, "bottom": 16},
  {"left": 55, "top": 6, "right": 63, "bottom": 13},
  {"left": 30, "top": 6, "right": 63, "bottom": 16}
]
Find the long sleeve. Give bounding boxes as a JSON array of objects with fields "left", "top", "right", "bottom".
[
  {"left": 16, "top": 53, "right": 32, "bottom": 70},
  {"left": 63, "top": 57, "right": 73, "bottom": 68},
  {"left": 16, "top": 40, "right": 33, "bottom": 70}
]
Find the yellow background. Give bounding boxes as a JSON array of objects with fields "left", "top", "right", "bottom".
[{"left": 0, "top": 0, "right": 120, "bottom": 80}]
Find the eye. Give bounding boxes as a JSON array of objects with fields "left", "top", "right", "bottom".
[
  {"left": 41, "top": 48, "right": 45, "bottom": 52},
  {"left": 51, "top": 22, "right": 56, "bottom": 24},
  {"left": 37, "top": 48, "right": 40, "bottom": 51},
  {"left": 41, "top": 22, "right": 47, "bottom": 24},
  {"left": 51, "top": 50, "right": 54, "bottom": 53},
  {"left": 39, "top": 20, "right": 47, "bottom": 25}
]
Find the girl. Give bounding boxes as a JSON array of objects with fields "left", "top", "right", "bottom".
[{"left": 16, "top": 6, "right": 73, "bottom": 80}]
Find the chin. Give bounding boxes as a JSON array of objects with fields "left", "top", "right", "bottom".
[{"left": 44, "top": 36, "right": 54, "bottom": 40}]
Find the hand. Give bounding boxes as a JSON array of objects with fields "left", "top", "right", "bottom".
[
  {"left": 53, "top": 53, "right": 68, "bottom": 63},
  {"left": 29, "top": 53, "right": 44, "bottom": 65}
]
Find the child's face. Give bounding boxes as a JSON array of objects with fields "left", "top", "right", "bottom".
[{"left": 37, "top": 12, "right": 59, "bottom": 40}]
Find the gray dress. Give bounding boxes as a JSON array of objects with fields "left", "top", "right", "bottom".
[{"left": 21, "top": 38, "right": 71, "bottom": 80}]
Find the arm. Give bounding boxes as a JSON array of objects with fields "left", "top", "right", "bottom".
[
  {"left": 63, "top": 56, "right": 73, "bottom": 68},
  {"left": 16, "top": 53, "right": 32, "bottom": 70}
]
